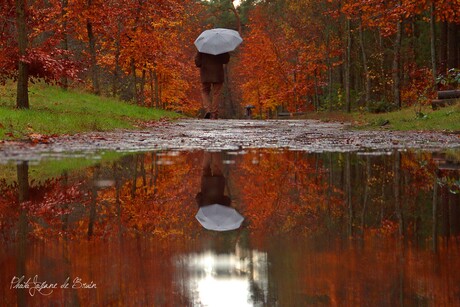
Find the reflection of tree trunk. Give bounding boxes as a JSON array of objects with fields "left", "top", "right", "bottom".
[
  {"left": 16, "top": 0, "right": 29, "bottom": 109},
  {"left": 62, "top": 171, "right": 70, "bottom": 232},
  {"left": 131, "top": 155, "right": 139, "bottom": 199},
  {"left": 361, "top": 156, "right": 370, "bottom": 233},
  {"left": 450, "top": 191, "right": 460, "bottom": 236},
  {"left": 140, "top": 155, "right": 146, "bottom": 187},
  {"left": 432, "top": 172, "right": 438, "bottom": 251},
  {"left": 394, "top": 151, "right": 404, "bottom": 237},
  {"left": 327, "top": 153, "right": 333, "bottom": 218},
  {"left": 62, "top": 240, "right": 81, "bottom": 306},
  {"left": 17, "top": 161, "right": 29, "bottom": 307},
  {"left": 440, "top": 184, "right": 450, "bottom": 237},
  {"left": 113, "top": 163, "right": 123, "bottom": 238},
  {"left": 150, "top": 153, "right": 159, "bottom": 195},
  {"left": 88, "top": 165, "right": 99, "bottom": 239},
  {"left": 345, "top": 153, "right": 353, "bottom": 236},
  {"left": 17, "top": 162, "right": 29, "bottom": 203}
]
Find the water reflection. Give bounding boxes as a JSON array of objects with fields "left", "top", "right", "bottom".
[
  {"left": 0, "top": 149, "right": 459, "bottom": 306},
  {"left": 196, "top": 152, "right": 244, "bottom": 231}
]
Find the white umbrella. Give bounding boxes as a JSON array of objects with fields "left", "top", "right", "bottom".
[
  {"left": 196, "top": 204, "right": 244, "bottom": 231},
  {"left": 194, "top": 28, "right": 243, "bottom": 55}
]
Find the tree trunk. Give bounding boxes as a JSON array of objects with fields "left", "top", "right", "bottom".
[
  {"left": 358, "top": 20, "right": 370, "bottom": 110},
  {"left": 439, "top": 21, "right": 448, "bottom": 75},
  {"left": 140, "top": 67, "right": 146, "bottom": 106},
  {"left": 112, "top": 21, "right": 122, "bottom": 97},
  {"left": 131, "top": 58, "right": 138, "bottom": 104},
  {"left": 430, "top": 2, "right": 437, "bottom": 86},
  {"left": 60, "top": 0, "right": 69, "bottom": 90},
  {"left": 345, "top": 18, "right": 352, "bottom": 113},
  {"left": 228, "top": 0, "right": 241, "bottom": 35},
  {"left": 16, "top": 0, "right": 29, "bottom": 109},
  {"left": 86, "top": 1, "right": 100, "bottom": 95},
  {"left": 392, "top": 11, "right": 403, "bottom": 109},
  {"left": 448, "top": 23, "right": 459, "bottom": 69}
]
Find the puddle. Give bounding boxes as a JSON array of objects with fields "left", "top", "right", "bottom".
[{"left": 1, "top": 148, "right": 460, "bottom": 306}]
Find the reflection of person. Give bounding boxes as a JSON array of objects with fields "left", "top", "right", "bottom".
[
  {"left": 195, "top": 152, "right": 231, "bottom": 207},
  {"left": 195, "top": 52, "right": 230, "bottom": 119},
  {"left": 195, "top": 151, "right": 244, "bottom": 231}
]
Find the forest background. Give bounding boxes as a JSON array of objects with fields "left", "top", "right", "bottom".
[{"left": 1, "top": 0, "right": 460, "bottom": 118}]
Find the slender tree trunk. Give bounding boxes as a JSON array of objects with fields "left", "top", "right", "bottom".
[
  {"left": 358, "top": 20, "right": 370, "bottom": 110},
  {"left": 313, "top": 69, "right": 319, "bottom": 111},
  {"left": 60, "top": 0, "right": 69, "bottom": 90},
  {"left": 86, "top": 0, "right": 100, "bottom": 95},
  {"left": 113, "top": 21, "right": 122, "bottom": 97},
  {"left": 16, "top": 0, "right": 29, "bottom": 109},
  {"left": 448, "top": 23, "right": 459, "bottom": 69},
  {"left": 131, "top": 58, "right": 138, "bottom": 104},
  {"left": 430, "top": 2, "right": 437, "bottom": 86},
  {"left": 228, "top": 0, "right": 241, "bottom": 35},
  {"left": 392, "top": 10, "right": 403, "bottom": 109},
  {"left": 140, "top": 67, "right": 146, "bottom": 106},
  {"left": 149, "top": 69, "right": 154, "bottom": 107},
  {"left": 345, "top": 18, "right": 352, "bottom": 113},
  {"left": 439, "top": 21, "right": 448, "bottom": 75},
  {"left": 153, "top": 68, "right": 159, "bottom": 108}
]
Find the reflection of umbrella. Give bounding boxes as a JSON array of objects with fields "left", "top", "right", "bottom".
[
  {"left": 196, "top": 204, "right": 244, "bottom": 231},
  {"left": 194, "top": 28, "right": 243, "bottom": 55}
]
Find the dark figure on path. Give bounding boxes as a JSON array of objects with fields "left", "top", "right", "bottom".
[{"left": 195, "top": 52, "right": 230, "bottom": 119}]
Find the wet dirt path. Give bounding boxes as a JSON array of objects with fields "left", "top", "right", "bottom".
[{"left": 1, "top": 119, "right": 460, "bottom": 162}]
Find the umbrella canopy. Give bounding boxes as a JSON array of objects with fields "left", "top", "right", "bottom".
[
  {"left": 196, "top": 204, "right": 244, "bottom": 231},
  {"left": 194, "top": 28, "right": 243, "bottom": 55}
]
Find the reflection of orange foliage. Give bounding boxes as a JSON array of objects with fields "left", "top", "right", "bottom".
[
  {"left": 234, "top": 150, "right": 343, "bottom": 235},
  {"left": 0, "top": 238, "right": 192, "bottom": 305},
  {"left": 279, "top": 236, "right": 460, "bottom": 306},
  {"left": 97, "top": 152, "right": 202, "bottom": 240}
]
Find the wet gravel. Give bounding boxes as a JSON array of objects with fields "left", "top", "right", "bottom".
[{"left": 1, "top": 119, "right": 460, "bottom": 162}]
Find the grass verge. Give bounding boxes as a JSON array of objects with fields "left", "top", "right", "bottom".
[
  {"left": 0, "top": 82, "right": 182, "bottom": 140},
  {"left": 354, "top": 103, "right": 460, "bottom": 131},
  {"left": 303, "top": 103, "right": 460, "bottom": 132}
]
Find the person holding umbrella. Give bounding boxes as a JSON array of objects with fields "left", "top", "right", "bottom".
[{"left": 194, "top": 28, "right": 242, "bottom": 119}]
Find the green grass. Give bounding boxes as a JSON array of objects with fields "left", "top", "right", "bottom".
[
  {"left": 0, "top": 82, "right": 182, "bottom": 140},
  {"left": 354, "top": 103, "right": 460, "bottom": 131},
  {"left": 0, "top": 151, "right": 125, "bottom": 183}
]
